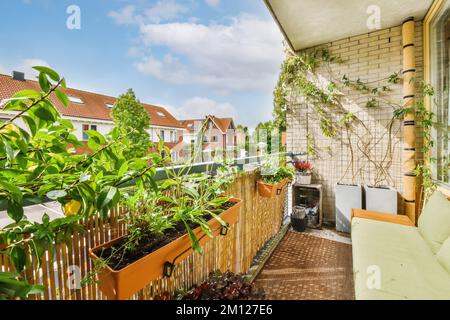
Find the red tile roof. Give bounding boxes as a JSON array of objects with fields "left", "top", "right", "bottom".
[
  {"left": 0, "top": 74, "right": 184, "bottom": 129},
  {"left": 179, "top": 116, "right": 234, "bottom": 134},
  {"left": 179, "top": 119, "right": 203, "bottom": 132},
  {"left": 209, "top": 116, "right": 234, "bottom": 134}
]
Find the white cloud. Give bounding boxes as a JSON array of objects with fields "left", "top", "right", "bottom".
[
  {"left": 145, "top": 0, "right": 188, "bottom": 23},
  {"left": 17, "top": 58, "right": 51, "bottom": 79},
  {"left": 108, "top": 5, "right": 137, "bottom": 25},
  {"left": 135, "top": 14, "right": 284, "bottom": 93},
  {"left": 0, "top": 59, "right": 51, "bottom": 79},
  {"left": 135, "top": 53, "right": 188, "bottom": 84},
  {"left": 168, "top": 97, "right": 237, "bottom": 121},
  {"left": 205, "top": 0, "right": 220, "bottom": 8},
  {"left": 109, "top": 0, "right": 188, "bottom": 25}
]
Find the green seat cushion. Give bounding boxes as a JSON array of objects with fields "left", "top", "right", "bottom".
[
  {"left": 418, "top": 191, "right": 450, "bottom": 254},
  {"left": 352, "top": 217, "right": 450, "bottom": 300},
  {"left": 437, "top": 237, "right": 450, "bottom": 274}
]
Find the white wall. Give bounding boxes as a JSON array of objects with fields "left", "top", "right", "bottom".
[
  {"left": 149, "top": 128, "right": 180, "bottom": 143},
  {"left": 71, "top": 120, "right": 113, "bottom": 141}
]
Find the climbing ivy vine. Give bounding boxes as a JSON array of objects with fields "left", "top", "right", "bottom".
[{"left": 274, "top": 47, "right": 436, "bottom": 194}]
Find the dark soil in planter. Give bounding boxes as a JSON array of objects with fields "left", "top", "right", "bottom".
[{"left": 96, "top": 201, "right": 236, "bottom": 271}]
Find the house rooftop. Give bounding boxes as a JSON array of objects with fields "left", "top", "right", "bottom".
[
  {"left": 179, "top": 115, "right": 234, "bottom": 134},
  {"left": 0, "top": 73, "right": 185, "bottom": 129}
]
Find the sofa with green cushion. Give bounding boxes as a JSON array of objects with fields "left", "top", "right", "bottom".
[{"left": 351, "top": 191, "right": 450, "bottom": 300}]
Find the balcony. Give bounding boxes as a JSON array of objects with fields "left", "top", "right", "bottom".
[{"left": 1, "top": 0, "right": 450, "bottom": 303}]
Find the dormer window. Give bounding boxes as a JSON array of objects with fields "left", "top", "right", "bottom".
[
  {"left": 106, "top": 103, "right": 114, "bottom": 109},
  {"left": 68, "top": 96, "right": 84, "bottom": 104},
  {"left": 156, "top": 111, "right": 166, "bottom": 117}
]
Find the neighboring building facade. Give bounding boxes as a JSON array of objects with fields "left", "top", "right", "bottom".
[
  {"left": 0, "top": 72, "right": 186, "bottom": 160},
  {"left": 265, "top": 0, "right": 449, "bottom": 225},
  {"left": 179, "top": 115, "right": 237, "bottom": 161}
]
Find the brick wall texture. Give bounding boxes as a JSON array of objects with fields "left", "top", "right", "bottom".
[{"left": 286, "top": 22, "right": 423, "bottom": 224}]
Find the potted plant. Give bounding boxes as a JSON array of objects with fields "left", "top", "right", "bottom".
[
  {"left": 88, "top": 168, "right": 242, "bottom": 300},
  {"left": 257, "top": 164, "right": 295, "bottom": 198},
  {"left": 292, "top": 159, "right": 313, "bottom": 185}
]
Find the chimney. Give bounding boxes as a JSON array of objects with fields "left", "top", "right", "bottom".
[{"left": 12, "top": 71, "right": 25, "bottom": 81}]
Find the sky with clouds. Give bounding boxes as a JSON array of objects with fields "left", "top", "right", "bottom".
[{"left": 0, "top": 0, "right": 285, "bottom": 128}]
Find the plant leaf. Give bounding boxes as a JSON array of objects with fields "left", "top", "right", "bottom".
[
  {"left": 46, "top": 190, "right": 67, "bottom": 200},
  {"left": 55, "top": 89, "right": 69, "bottom": 107},
  {"left": 33, "top": 66, "right": 60, "bottom": 82},
  {"left": 10, "top": 246, "right": 27, "bottom": 273}
]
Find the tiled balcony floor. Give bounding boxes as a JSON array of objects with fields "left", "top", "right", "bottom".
[{"left": 254, "top": 231, "right": 355, "bottom": 300}]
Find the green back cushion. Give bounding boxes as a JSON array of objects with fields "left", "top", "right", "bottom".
[
  {"left": 437, "top": 237, "right": 450, "bottom": 274},
  {"left": 418, "top": 192, "right": 450, "bottom": 254}
]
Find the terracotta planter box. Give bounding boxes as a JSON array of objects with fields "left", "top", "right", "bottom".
[
  {"left": 89, "top": 197, "right": 242, "bottom": 300},
  {"left": 257, "top": 179, "right": 288, "bottom": 198}
]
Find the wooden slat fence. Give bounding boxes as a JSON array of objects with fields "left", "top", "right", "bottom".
[{"left": 0, "top": 172, "right": 287, "bottom": 300}]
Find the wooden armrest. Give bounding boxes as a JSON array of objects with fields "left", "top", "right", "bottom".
[{"left": 351, "top": 209, "right": 414, "bottom": 226}]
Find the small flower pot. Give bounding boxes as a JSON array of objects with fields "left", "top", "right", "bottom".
[
  {"left": 89, "top": 198, "right": 242, "bottom": 300},
  {"left": 296, "top": 173, "right": 312, "bottom": 185},
  {"left": 257, "top": 179, "right": 288, "bottom": 198}
]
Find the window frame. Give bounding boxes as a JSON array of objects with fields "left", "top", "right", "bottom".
[
  {"left": 425, "top": 0, "right": 450, "bottom": 188},
  {"left": 82, "top": 123, "right": 98, "bottom": 141},
  {"left": 68, "top": 96, "right": 84, "bottom": 104}
]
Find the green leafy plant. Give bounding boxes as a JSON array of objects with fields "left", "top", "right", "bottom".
[
  {"left": 0, "top": 67, "right": 163, "bottom": 299},
  {"left": 260, "top": 158, "right": 295, "bottom": 185},
  {"left": 0, "top": 272, "right": 44, "bottom": 300},
  {"left": 274, "top": 48, "right": 404, "bottom": 186},
  {"left": 411, "top": 83, "right": 437, "bottom": 203},
  {"left": 174, "top": 270, "right": 265, "bottom": 300},
  {"left": 86, "top": 163, "right": 239, "bottom": 278}
]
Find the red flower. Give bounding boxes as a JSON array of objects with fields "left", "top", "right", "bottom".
[{"left": 293, "top": 159, "right": 313, "bottom": 172}]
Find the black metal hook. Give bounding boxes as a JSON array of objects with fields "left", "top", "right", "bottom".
[
  {"left": 162, "top": 223, "right": 230, "bottom": 278},
  {"left": 220, "top": 223, "right": 230, "bottom": 236},
  {"left": 163, "top": 261, "right": 175, "bottom": 278}
]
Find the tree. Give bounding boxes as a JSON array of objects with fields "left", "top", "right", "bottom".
[
  {"left": 254, "top": 121, "right": 283, "bottom": 155},
  {"left": 273, "top": 77, "right": 287, "bottom": 132},
  {"left": 111, "top": 89, "right": 151, "bottom": 159},
  {"left": 235, "top": 124, "right": 249, "bottom": 154}
]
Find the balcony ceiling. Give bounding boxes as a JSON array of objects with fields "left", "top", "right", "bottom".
[{"left": 264, "top": 0, "right": 433, "bottom": 51}]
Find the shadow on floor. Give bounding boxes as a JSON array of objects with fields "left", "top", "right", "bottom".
[{"left": 253, "top": 230, "right": 355, "bottom": 300}]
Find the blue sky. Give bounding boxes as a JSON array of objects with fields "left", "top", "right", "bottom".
[{"left": 0, "top": 0, "right": 284, "bottom": 128}]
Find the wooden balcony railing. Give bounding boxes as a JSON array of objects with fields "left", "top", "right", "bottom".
[{"left": 0, "top": 171, "right": 288, "bottom": 300}]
